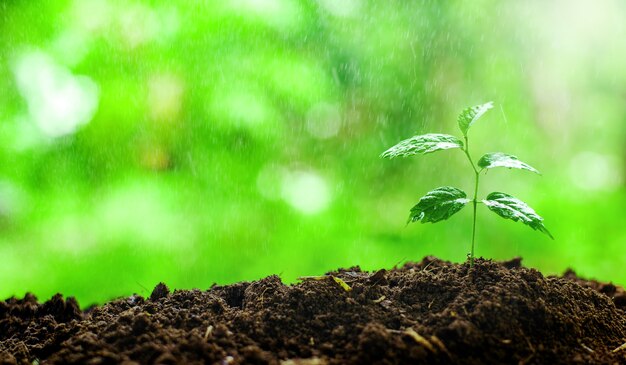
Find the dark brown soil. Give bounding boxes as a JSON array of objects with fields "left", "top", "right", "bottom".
[{"left": 2, "top": 257, "right": 626, "bottom": 364}]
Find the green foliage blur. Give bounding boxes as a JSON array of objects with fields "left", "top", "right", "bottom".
[{"left": 1, "top": 0, "right": 625, "bottom": 305}]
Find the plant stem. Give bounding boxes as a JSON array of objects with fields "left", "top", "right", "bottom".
[
  {"left": 471, "top": 170, "right": 479, "bottom": 267},
  {"left": 463, "top": 136, "right": 480, "bottom": 268}
]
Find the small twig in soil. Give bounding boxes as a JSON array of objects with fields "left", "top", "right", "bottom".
[
  {"left": 297, "top": 275, "right": 352, "bottom": 292},
  {"left": 613, "top": 341, "right": 626, "bottom": 353},
  {"left": 373, "top": 295, "right": 386, "bottom": 304},
  {"left": 258, "top": 287, "right": 270, "bottom": 306},
  {"left": 421, "top": 261, "right": 435, "bottom": 273},
  {"left": 429, "top": 335, "right": 451, "bottom": 358},
  {"left": 204, "top": 325, "right": 213, "bottom": 341},
  {"left": 461, "top": 306, "right": 469, "bottom": 317},
  {"left": 523, "top": 336, "right": 536, "bottom": 353},
  {"left": 332, "top": 277, "right": 352, "bottom": 291},
  {"left": 403, "top": 328, "right": 436, "bottom": 353},
  {"left": 519, "top": 353, "right": 535, "bottom": 365},
  {"left": 580, "top": 343, "right": 594, "bottom": 353}
]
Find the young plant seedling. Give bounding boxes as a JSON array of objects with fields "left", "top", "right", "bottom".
[{"left": 381, "top": 102, "right": 552, "bottom": 267}]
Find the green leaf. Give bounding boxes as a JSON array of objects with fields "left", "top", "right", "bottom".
[
  {"left": 380, "top": 134, "right": 463, "bottom": 159},
  {"left": 408, "top": 186, "right": 470, "bottom": 224},
  {"left": 478, "top": 152, "right": 540, "bottom": 174},
  {"left": 482, "top": 192, "right": 553, "bottom": 239},
  {"left": 457, "top": 101, "right": 494, "bottom": 137}
]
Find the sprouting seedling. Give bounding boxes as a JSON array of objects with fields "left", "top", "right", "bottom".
[{"left": 380, "top": 102, "right": 552, "bottom": 267}]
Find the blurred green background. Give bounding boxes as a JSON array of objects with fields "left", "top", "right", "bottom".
[{"left": 1, "top": 0, "right": 625, "bottom": 305}]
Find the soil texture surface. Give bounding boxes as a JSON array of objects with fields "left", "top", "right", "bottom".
[{"left": 2, "top": 257, "right": 626, "bottom": 364}]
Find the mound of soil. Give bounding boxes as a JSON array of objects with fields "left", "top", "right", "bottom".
[{"left": 2, "top": 257, "right": 626, "bottom": 364}]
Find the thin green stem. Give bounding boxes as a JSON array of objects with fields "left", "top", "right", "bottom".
[
  {"left": 471, "top": 171, "right": 479, "bottom": 268},
  {"left": 463, "top": 137, "right": 479, "bottom": 175},
  {"left": 463, "top": 136, "right": 480, "bottom": 268}
]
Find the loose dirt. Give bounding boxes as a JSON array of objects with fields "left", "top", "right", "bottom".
[{"left": 2, "top": 257, "right": 626, "bottom": 364}]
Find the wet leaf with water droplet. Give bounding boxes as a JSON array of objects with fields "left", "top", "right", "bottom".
[
  {"left": 478, "top": 152, "right": 540, "bottom": 174},
  {"left": 457, "top": 101, "right": 493, "bottom": 137},
  {"left": 408, "top": 186, "right": 469, "bottom": 224},
  {"left": 380, "top": 134, "right": 463, "bottom": 159},
  {"left": 482, "top": 192, "right": 553, "bottom": 239}
]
